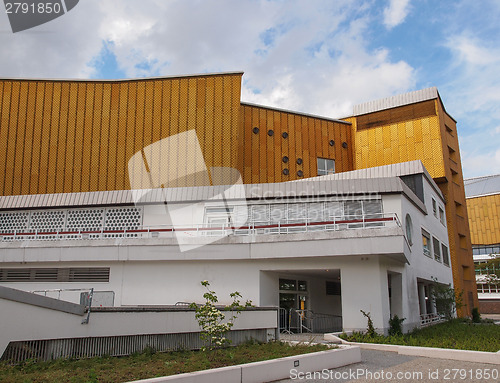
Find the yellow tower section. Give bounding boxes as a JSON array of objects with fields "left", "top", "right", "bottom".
[
  {"left": 347, "top": 100, "right": 445, "bottom": 177},
  {"left": 467, "top": 194, "right": 500, "bottom": 246},
  {"left": 346, "top": 94, "right": 478, "bottom": 316},
  {"left": 0, "top": 73, "right": 243, "bottom": 195}
]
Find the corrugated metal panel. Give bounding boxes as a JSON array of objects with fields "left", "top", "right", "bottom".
[
  {"left": 464, "top": 174, "right": 500, "bottom": 198},
  {"left": 1, "top": 329, "right": 268, "bottom": 363},
  {"left": 353, "top": 87, "right": 438, "bottom": 116}
]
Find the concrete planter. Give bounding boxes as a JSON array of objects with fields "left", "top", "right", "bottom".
[{"left": 128, "top": 345, "right": 361, "bottom": 383}]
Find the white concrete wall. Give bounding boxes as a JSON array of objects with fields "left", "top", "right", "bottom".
[
  {"left": 0, "top": 179, "right": 453, "bottom": 335},
  {"left": 0, "top": 296, "right": 277, "bottom": 360}
]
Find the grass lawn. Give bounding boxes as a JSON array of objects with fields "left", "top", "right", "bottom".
[
  {"left": 341, "top": 319, "right": 500, "bottom": 352},
  {"left": 0, "top": 341, "right": 329, "bottom": 383}
]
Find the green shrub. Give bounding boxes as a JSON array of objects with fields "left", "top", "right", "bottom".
[
  {"left": 388, "top": 315, "right": 405, "bottom": 336},
  {"left": 471, "top": 307, "right": 481, "bottom": 323}
]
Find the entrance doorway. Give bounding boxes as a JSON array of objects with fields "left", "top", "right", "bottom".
[{"left": 279, "top": 278, "right": 308, "bottom": 333}]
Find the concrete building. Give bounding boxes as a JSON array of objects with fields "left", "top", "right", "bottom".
[
  {"left": 0, "top": 161, "right": 453, "bottom": 336},
  {"left": 465, "top": 174, "right": 500, "bottom": 314},
  {"left": 0, "top": 72, "right": 473, "bottom": 339}
]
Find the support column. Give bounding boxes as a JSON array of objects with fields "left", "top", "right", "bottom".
[
  {"left": 418, "top": 283, "right": 426, "bottom": 315},
  {"left": 428, "top": 285, "right": 437, "bottom": 314},
  {"left": 341, "top": 261, "right": 390, "bottom": 334}
]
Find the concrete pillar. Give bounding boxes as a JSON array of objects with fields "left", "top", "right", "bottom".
[
  {"left": 428, "top": 285, "right": 437, "bottom": 314},
  {"left": 389, "top": 273, "right": 403, "bottom": 318},
  {"left": 341, "top": 260, "right": 390, "bottom": 334},
  {"left": 418, "top": 283, "right": 426, "bottom": 315}
]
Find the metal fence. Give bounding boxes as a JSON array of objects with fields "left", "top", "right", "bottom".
[{"left": 279, "top": 308, "right": 342, "bottom": 334}]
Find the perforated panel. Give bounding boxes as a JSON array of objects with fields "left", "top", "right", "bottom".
[
  {"left": 67, "top": 209, "right": 104, "bottom": 231},
  {"left": 0, "top": 206, "right": 143, "bottom": 236},
  {"left": 104, "top": 207, "right": 142, "bottom": 231},
  {"left": 0, "top": 211, "right": 29, "bottom": 232},
  {"left": 30, "top": 210, "right": 65, "bottom": 232}
]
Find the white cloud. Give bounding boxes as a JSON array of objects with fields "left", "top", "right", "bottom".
[
  {"left": 0, "top": 0, "right": 416, "bottom": 119},
  {"left": 447, "top": 35, "right": 500, "bottom": 67},
  {"left": 461, "top": 148, "right": 500, "bottom": 178},
  {"left": 383, "top": 0, "right": 411, "bottom": 29}
]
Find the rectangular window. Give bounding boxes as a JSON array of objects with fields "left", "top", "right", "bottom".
[
  {"left": 439, "top": 207, "right": 445, "bottom": 225},
  {"left": 326, "top": 281, "right": 341, "bottom": 295},
  {"left": 432, "top": 199, "right": 437, "bottom": 217},
  {"left": 279, "top": 279, "right": 297, "bottom": 291},
  {"left": 433, "top": 237, "right": 441, "bottom": 262},
  {"left": 422, "top": 229, "right": 431, "bottom": 257},
  {"left": 205, "top": 206, "right": 235, "bottom": 227},
  {"left": 441, "top": 244, "right": 450, "bottom": 266},
  {"left": 298, "top": 280, "right": 307, "bottom": 291},
  {"left": 363, "top": 200, "right": 383, "bottom": 227},
  {"left": 317, "top": 158, "right": 335, "bottom": 176}
]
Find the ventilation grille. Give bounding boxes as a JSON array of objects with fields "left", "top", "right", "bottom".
[
  {"left": 1, "top": 329, "right": 268, "bottom": 363},
  {"left": 0, "top": 268, "right": 110, "bottom": 282}
]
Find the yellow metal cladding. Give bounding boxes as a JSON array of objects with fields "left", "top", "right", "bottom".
[
  {"left": 0, "top": 73, "right": 242, "bottom": 195},
  {"left": 347, "top": 98, "right": 478, "bottom": 316},
  {"left": 351, "top": 102, "right": 445, "bottom": 179},
  {"left": 240, "top": 104, "right": 353, "bottom": 184},
  {"left": 467, "top": 194, "right": 500, "bottom": 246}
]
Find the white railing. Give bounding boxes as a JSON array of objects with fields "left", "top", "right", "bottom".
[
  {"left": 279, "top": 308, "right": 342, "bottom": 334},
  {"left": 0, "top": 213, "right": 400, "bottom": 242},
  {"left": 420, "top": 313, "right": 445, "bottom": 326}
]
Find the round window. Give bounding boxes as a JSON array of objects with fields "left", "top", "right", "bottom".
[{"left": 405, "top": 214, "right": 413, "bottom": 246}]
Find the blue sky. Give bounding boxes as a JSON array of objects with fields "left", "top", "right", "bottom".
[{"left": 0, "top": 0, "right": 499, "bottom": 178}]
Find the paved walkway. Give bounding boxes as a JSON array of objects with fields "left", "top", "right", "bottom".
[{"left": 276, "top": 348, "right": 499, "bottom": 382}]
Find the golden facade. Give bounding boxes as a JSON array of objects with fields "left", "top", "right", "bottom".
[{"left": 467, "top": 194, "right": 500, "bottom": 246}]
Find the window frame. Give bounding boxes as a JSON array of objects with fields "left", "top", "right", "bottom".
[
  {"left": 432, "top": 236, "right": 441, "bottom": 262},
  {"left": 317, "top": 158, "right": 335, "bottom": 176},
  {"left": 422, "top": 229, "right": 431, "bottom": 258}
]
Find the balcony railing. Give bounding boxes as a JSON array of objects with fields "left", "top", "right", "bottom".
[
  {"left": 0, "top": 213, "right": 400, "bottom": 242},
  {"left": 420, "top": 313, "right": 445, "bottom": 327}
]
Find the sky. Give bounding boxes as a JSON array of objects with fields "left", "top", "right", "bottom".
[{"left": 0, "top": 0, "right": 499, "bottom": 179}]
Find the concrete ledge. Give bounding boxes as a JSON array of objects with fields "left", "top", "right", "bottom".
[
  {"left": 0, "top": 285, "right": 85, "bottom": 315},
  {"left": 127, "top": 345, "right": 361, "bottom": 383},
  {"left": 399, "top": 346, "right": 500, "bottom": 365},
  {"left": 339, "top": 339, "right": 500, "bottom": 365}
]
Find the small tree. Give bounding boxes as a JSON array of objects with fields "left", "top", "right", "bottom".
[
  {"left": 360, "top": 310, "right": 375, "bottom": 337},
  {"left": 430, "top": 278, "right": 463, "bottom": 320},
  {"left": 190, "top": 281, "right": 252, "bottom": 351}
]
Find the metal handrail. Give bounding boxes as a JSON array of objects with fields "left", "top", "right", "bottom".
[
  {"left": 30, "top": 288, "right": 94, "bottom": 324},
  {"left": 0, "top": 213, "right": 400, "bottom": 242}
]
